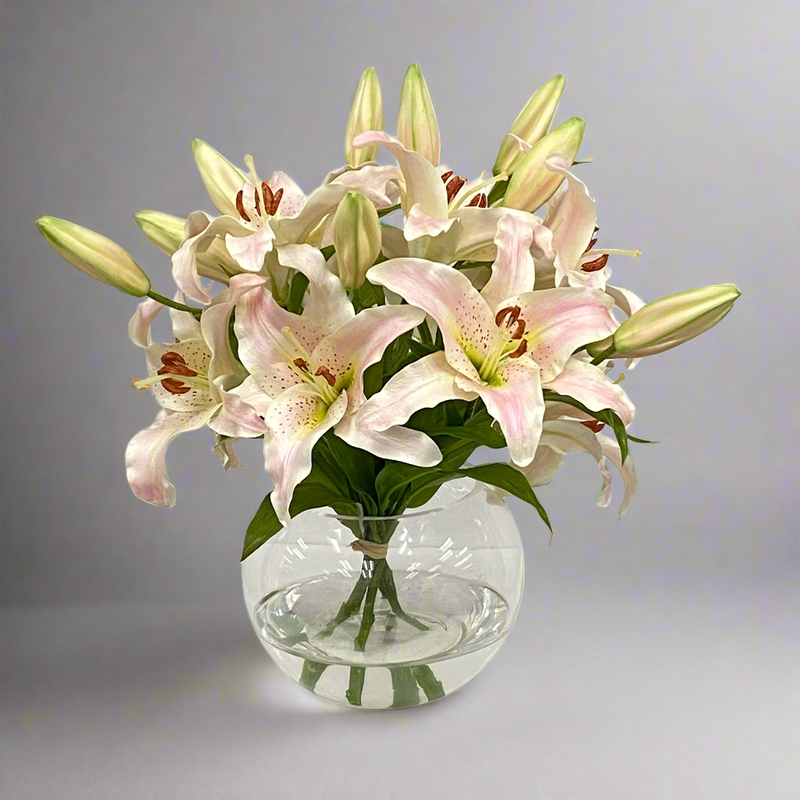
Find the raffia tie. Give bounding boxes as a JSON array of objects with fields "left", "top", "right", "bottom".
[{"left": 349, "top": 539, "right": 389, "bottom": 559}]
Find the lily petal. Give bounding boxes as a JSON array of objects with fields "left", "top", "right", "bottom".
[
  {"left": 510, "top": 287, "right": 617, "bottom": 383},
  {"left": 461, "top": 357, "right": 544, "bottom": 467},
  {"left": 356, "top": 351, "right": 476, "bottom": 432},
  {"left": 273, "top": 183, "right": 349, "bottom": 245},
  {"left": 143, "top": 339, "right": 214, "bottom": 412},
  {"left": 605, "top": 284, "right": 646, "bottom": 317},
  {"left": 367, "top": 258, "right": 496, "bottom": 382},
  {"left": 126, "top": 407, "right": 215, "bottom": 507},
  {"left": 480, "top": 213, "right": 536, "bottom": 312},
  {"left": 264, "top": 388, "right": 349, "bottom": 524},
  {"left": 330, "top": 164, "right": 402, "bottom": 209},
  {"left": 545, "top": 358, "right": 635, "bottom": 426},
  {"left": 270, "top": 171, "right": 307, "bottom": 219},
  {"left": 336, "top": 415, "right": 441, "bottom": 467},
  {"left": 209, "top": 380, "right": 269, "bottom": 438},
  {"left": 129, "top": 297, "right": 165, "bottom": 349},
  {"left": 169, "top": 292, "right": 202, "bottom": 342},
  {"left": 598, "top": 434, "right": 638, "bottom": 517},
  {"left": 404, "top": 203, "right": 456, "bottom": 242},
  {"left": 276, "top": 244, "right": 354, "bottom": 332},
  {"left": 352, "top": 131, "right": 448, "bottom": 219},
  {"left": 224, "top": 222, "right": 276, "bottom": 273}
]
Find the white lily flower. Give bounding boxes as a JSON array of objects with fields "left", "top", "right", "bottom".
[
  {"left": 517, "top": 419, "right": 637, "bottom": 517},
  {"left": 228, "top": 244, "right": 441, "bottom": 524},
  {"left": 356, "top": 215, "right": 632, "bottom": 467},
  {"left": 125, "top": 278, "right": 268, "bottom": 507},
  {"left": 174, "top": 149, "right": 401, "bottom": 305}
]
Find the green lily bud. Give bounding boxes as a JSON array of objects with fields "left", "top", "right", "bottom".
[
  {"left": 345, "top": 67, "right": 384, "bottom": 167},
  {"left": 493, "top": 74, "right": 566, "bottom": 177},
  {"left": 35, "top": 216, "right": 151, "bottom": 297},
  {"left": 191, "top": 139, "right": 247, "bottom": 217},
  {"left": 588, "top": 284, "right": 742, "bottom": 358},
  {"left": 397, "top": 63, "right": 440, "bottom": 166},
  {"left": 332, "top": 190, "right": 381, "bottom": 290},
  {"left": 134, "top": 210, "right": 238, "bottom": 276},
  {"left": 502, "top": 117, "right": 585, "bottom": 212}
]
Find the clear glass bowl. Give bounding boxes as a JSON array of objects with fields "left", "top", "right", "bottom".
[{"left": 241, "top": 477, "right": 524, "bottom": 709}]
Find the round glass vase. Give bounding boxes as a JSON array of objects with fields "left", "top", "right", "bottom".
[{"left": 242, "top": 477, "right": 524, "bottom": 709}]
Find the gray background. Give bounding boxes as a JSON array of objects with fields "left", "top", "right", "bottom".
[{"left": 1, "top": 1, "right": 798, "bottom": 798}]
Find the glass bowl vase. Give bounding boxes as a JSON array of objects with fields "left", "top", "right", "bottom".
[{"left": 241, "top": 477, "right": 524, "bottom": 709}]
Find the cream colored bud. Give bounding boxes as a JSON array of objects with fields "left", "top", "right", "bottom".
[
  {"left": 191, "top": 139, "right": 247, "bottom": 217},
  {"left": 345, "top": 67, "right": 384, "bottom": 167},
  {"left": 493, "top": 74, "right": 566, "bottom": 176},
  {"left": 397, "top": 63, "right": 440, "bottom": 166},
  {"left": 588, "top": 284, "right": 742, "bottom": 358},
  {"left": 332, "top": 191, "right": 382, "bottom": 290},
  {"left": 35, "top": 216, "right": 150, "bottom": 297},
  {"left": 502, "top": 117, "right": 585, "bottom": 212}
]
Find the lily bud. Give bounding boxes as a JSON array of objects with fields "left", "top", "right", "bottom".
[
  {"left": 588, "top": 284, "right": 741, "bottom": 358},
  {"left": 397, "top": 63, "right": 440, "bottom": 166},
  {"left": 134, "top": 210, "right": 238, "bottom": 275},
  {"left": 332, "top": 190, "right": 381, "bottom": 290},
  {"left": 493, "top": 74, "right": 566, "bottom": 177},
  {"left": 191, "top": 139, "right": 247, "bottom": 217},
  {"left": 503, "top": 117, "right": 585, "bottom": 212},
  {"left": 345, "top": 67, "right": 384, "bottom": 167},
  {"left": 35, "top": 216, "right": 151, "bottom": 297}
]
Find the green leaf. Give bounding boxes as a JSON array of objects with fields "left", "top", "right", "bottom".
[
  {"left": 422, "top": 422, "right": 505, "bottom": 449},
  {"left": 241, "top": 493, "right": 282, "bottom": 561},
  {"left": 287, "top": 272, "right": 309, "bottom": 314},
  {"left": 627, "top": 434, "right": 659, "bottom": 444},
  {"left": 351, "top": 280, "right": 385, "bottom": 312},
  {"left": 487, "top": 178, "right": 508, "bottom": 206}
]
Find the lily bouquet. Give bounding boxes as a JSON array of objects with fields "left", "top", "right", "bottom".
[{"left": 36, "top": 66, "right": 739, "bottom": 692}]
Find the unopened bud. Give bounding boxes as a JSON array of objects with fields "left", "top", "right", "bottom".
[
  {"left": 191, "top": 139, "right": 247, "bottom": 217},
  {"left": 397, "top": 63, "right": 440, "bottom": 166},
  {"left": 332, "top": 191, "right": 381, "bottom": 290},
  {"left": 35, "top": 216, "right": 150, "bottom": 296},
  {"left": 345, "top": 67, "right": 384, "bottom": 167},
  {"left": 503, "top": 117, "right": 585, "bottom": 212},
  {"left": 493, "top": 74, "right": 566, "bottom": 176}
]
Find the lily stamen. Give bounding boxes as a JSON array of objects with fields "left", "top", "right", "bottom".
[
  {"left": 315, "top": 366, "right": 337, "bottom": 387},
  {"left": 235, "top": 190, "right": 251, "bottom": 222},
  {"left": 581, "top": 253, "right": 609, "bottom": 272}
]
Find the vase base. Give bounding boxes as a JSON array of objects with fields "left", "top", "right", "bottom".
[{"left": 252, "top": 570, "right": 512, "bottom": 708}]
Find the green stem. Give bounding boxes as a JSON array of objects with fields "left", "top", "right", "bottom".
[
  {"left": 590, "top": 344, "right": 617, "bottom": 365},
  {"left": 147, "top": 290, "right": 203, "bottom": 319},
  {"left": 412, "top": 665, "right": 445, "bottom": 702},
  {"left": 354, "top": 559, "right": 385, "bottom": 652},
  {"left": 299, "top": 660, "right": 328, "bottom": 692},
  {"left": 389, "top": 667, "right": 420, "bottom": 708},
  {"left": 319, "top": 569, "right": 371, "bottom": 638},
  {"left": 379, "top": 564, "right": 429, "bottom": 631},
  {"left": 378, "top": 203, "right": 401, "bottom": 218},
  {"left": 346, "top": 666, "right": 366, "bottom": 706}
]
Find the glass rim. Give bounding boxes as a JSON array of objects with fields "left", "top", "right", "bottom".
[{"left": 322, "top": 472, "right": 483, "bottom": 522}]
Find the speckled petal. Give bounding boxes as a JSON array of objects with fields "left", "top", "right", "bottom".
[
  {"left": 144, "top": 339, "right": 214, "bottom": 412},
  {"left": 481, "top": 213, "right": 536, "bottom": 312}
]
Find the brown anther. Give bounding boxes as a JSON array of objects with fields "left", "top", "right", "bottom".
[
  {"left": 161, "top": 378, "right": 191, "bottom": 395},
  {"left": 478, "top": 193, "right": 488, "bottom": 208},
  {"left": 269, "top": 187, "right": 284, "bottom": 216},
  {"left": 594, "top": 225, "right": 600, "bottom": 233},
  {"left": 510, "top": 318, "right": 526, "bottom": 340},
  {"left": 467, "top": 192, "right": 489, "bottom": 207},
  {"left": 508, "top": 339, "right": 528, "bottom": 359},
  {"left": 445, "top": 175, "right": 466, "bottom": 203},
  {"left": 235, "top": 190, "right": 251, "bottom": 222},
  {"left": 293, "top": 358, "right": 309, "bottom": 372},
  {"left": 253, "top": 187, "right": 261, "bottom": 216},
  {"left": 157, "top": 352, "right": 198, "bottom": 378},
  {"left": 314, "top": 366, "right": 336, "bottom": 387},
  {"left": 584, "top": 237, "right": 598, "bottom": 253},
  {"left": 581, "top": 253, "right": 609, "bottom": 272},
  {"left": 440, "top": 170, "right": 453, "bottom": 183},
  {"left": 581, "top": 420, "right": 605, "bottom": 433},
  {"left": 495, "top": 305, "right": 521, "bottom": 327},
  {"left": 261, "top": 181, "right": 274, "bottom": 215}
]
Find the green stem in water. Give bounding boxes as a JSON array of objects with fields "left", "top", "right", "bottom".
[
  {"left": 379, "top": 564, "right": 429, "bottom": 631},
  {"left": 346, "top": 667, "right": 366, "bottom": 706},
  {"left": 354, "top": 558, "right": 386, "bottom": 652},
  {"left": 412, "top": 665, "right": 445, "bottom": 701},
  {"left": 389, "top": 667, "right": 420, "bottom": 708},
  {"left": 299, "top": 660, "right": 328, "bottom": 692},
  {"left": 319, "top": 569, "right": 371, "bottom": 638},
  {"left": 147, "top": 290, "right": 203, "bottom": 319}
]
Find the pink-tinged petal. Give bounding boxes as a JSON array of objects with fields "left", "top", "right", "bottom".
[
  {"left": 352, "top": 131, "right": 448, "bottom": 219},
  {"left": 311, "top": 304, "right": 425, "bottom": 400},
  {"left": 335, "top": 415, "right": 442, "bottom": 467},
  {"left": 209, "top": 379, "right": 269, "bottom": 438},
  {"left": 597, "top": 434, "right": 638, "bottom": 517},
  {"left": 169, "top": 293, "right": 202, "bottom": 342},
  {"left": 172, "top": 212, "right": 251, "bottom": 303},
  {"left": 543, "top": 156, "right": 597, "bottom": 284},
  {"left": 276, "top": 244, "right": 354, "bottom": 332},
  {"left": 404, "top": 203, "right": 456, "bottom": 242},
  {"left": 451, "top": 207, "right": 555, "bottom": 263},
  {"left": 464, "top": 357, "right": 543, "bottom": 467},
  {"left": 143, "top": 339, "right": 214, "bottom": 412},
  {"left": 126, "top": 407, "right": 215, "bottom": 507},
  {"left": 605, "top": 284, "right": 646, "bottom": 317},
  {"left": 545, "top": 358, "right": 635, "bottom": 426},
  {"left": 264, "top": 389, "right": 349, "bottom": 524},
  {"left": 511, "top": 287, "right": 617, "bottom": 383},
  {"left": 201, "top": 274, "right": 266, "bottom": 389},
  {"left": 517, "top": 445, "right": 566, "bottom": 486},
  {"left": 129, "top": 298, "right": 165, "bottom": 349},
  {"left": 355, "top": 351, "right": 476, "bottom": 432},
  {"left": 481, "top": 214, "right": 536, "bottom": 312},
  {"left": 270, "top": 171, "right": 307, "bottom": 219},
  {"left": 543, "top": 400, "right": 594, "bottom": 422},
  {"left": 273, "top": 184, "right": 348, "bottom": 244},
  {"left": 330, "top": 164, "right": 403, "bottom": 209},
  {"left": 234, "top": 283, "right": 325, "bottom": 379},
  {"left": 214, "top": 434, "right": 242, "bottom": 470},
  {"left": 225, "top": 223, "right": 276, "bottom": 273},
  {"left": 367, "top": 258, "right": 496, "bottom": 382}
]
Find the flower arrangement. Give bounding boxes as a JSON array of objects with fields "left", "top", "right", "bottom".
[{"left": 36, "top": 65, "right": 739, "bottom": 669}]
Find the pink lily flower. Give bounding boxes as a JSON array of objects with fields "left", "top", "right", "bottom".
[
  {"left": 229, "top": 244, "right": 440, "bottom": 524},
  {"left": 356, "top": 215, "right": 633, "bottom": 467}
]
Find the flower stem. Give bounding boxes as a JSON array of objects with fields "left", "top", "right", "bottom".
[
  {"left": 354, "top": 558, "right": 385, "bottom": 652},
  {"left": 147, "top": 290, "right": 203, "bottom": 319},
  {"left": 319, "top": 570, "right": 371, "bottom": 638},
  {"left": 412, "top": 665, "right": 445, "bottom": 701},
  {"left": 379, "top": 564, "right": 429, "bottom": 631},
  {"left": 299, "top": 659, "right": 328, "bottom": 692},
  {"left": 346, "top": 666, "right": 366, "bottom": 706},
  {"left": 389, "top": 667, "right": 420, "bottom": 708}
]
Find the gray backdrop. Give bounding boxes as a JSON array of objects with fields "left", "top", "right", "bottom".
[{"left": 2, "top": 2, "right": 798, "bottom": 798}]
